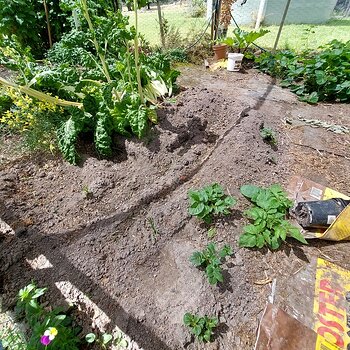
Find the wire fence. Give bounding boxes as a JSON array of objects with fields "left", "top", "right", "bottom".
[{"left": 124, "top": 0, "right": 208, "bottom": 48}]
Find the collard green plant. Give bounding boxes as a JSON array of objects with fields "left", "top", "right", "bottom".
[
  {"left": 223, "top": 28, "right": 269, "bottom": 54},
  {"left": 239, "top": 184, "right": 308, "bottom": 250},
  {"left": 188, "top": 183, "right": 236, "bottom": 224},
  {"left": 190, "top": 242, "right": 232, "bottom": 285},
  {"left": 255, "top": 40, "right": 350, "bottom": 103},
  {"left": 183, "top": 313, "right": 218, "bottom": 342}
]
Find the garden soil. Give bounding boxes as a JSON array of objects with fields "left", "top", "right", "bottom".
[{"left": 1, "top": 65, "right": 350, "bottom": 350}]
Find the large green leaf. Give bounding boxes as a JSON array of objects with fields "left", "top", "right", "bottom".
[
  {"left": 240, "top": 184, "right": 260, "bottom": 200},
  {"left": 239, "top": 233, "right": 257, "bottom": 248}
]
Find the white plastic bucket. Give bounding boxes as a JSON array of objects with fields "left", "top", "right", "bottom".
[{"left": 227, "top": 53, "right": 244, "bottom": 72}]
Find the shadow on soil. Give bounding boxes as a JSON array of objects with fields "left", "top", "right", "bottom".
[
  {"left": 4, "top": 231, "right": 172, "bottom": 350},
  {"left": 1, "top": 75, "right": 279, "bottom": 349}
]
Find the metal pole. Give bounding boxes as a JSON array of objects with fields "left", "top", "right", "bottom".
[
  {"left": 156, "top": 0, "right": 165, "bottom": 49},
  {"left": 273, "top": 0, "right": 292, "bottom": 53},
  {"left": 255, "top": 0, "right": 267, "bottom": 30}
]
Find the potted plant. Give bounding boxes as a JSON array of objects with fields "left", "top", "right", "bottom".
[
  {"left": 222, "top": 28, "right": 269, "bottom": 71},
  {"left": 212, "top": 41, "right": 228, "bottom": 60}
]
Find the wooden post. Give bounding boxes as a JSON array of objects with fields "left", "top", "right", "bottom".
[
  {"left": 43, "top": 0, "right": 53, "bottom": 48},
  {"left": 157, "top": 0, "right": 165, "bottom": 49},
  {"left": 273, "top": 0, "right": 292, "bottom": 53}
]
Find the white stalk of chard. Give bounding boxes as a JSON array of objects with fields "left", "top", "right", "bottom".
[
  {"left": 80, "top": 0, "right": 112, "bottom": 83},
  {"left": 133, "top": 0, "right": 145, "bottom": 103},
  {"left": 0, "top": 77, "right": 83, "bottom": 108}
]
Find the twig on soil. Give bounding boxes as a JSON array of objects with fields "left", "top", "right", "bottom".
[
  {"left": 314, "top": 248, "right": 340, "bottom": 263},
  {"left": 292, "top": 264, "right": 305, "bottom": 276},
  {"left": 284, "top": 130, "right": 350, "bottom": 159},
  {"left": 291, "top": 142, "right": 350, "bottom": 160},
  {"left": 253, "top": 278, "right": 272, "bottom": 285},
  {"left": 268, "top": 279, "right": 276, "bottom": 304}
]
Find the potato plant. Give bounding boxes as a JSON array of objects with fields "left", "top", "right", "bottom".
[
  {"left": 239, "top": 184, "right": 308, "bottom": 250},
  {"left": 188, "top": 183, "right": 236, "bottom": 224},
  {"left": 183, "top": 313, "right": 218, "bottom": 342},
  {"left": 190, "top": 242, "right": 232, "bottom": 285}
]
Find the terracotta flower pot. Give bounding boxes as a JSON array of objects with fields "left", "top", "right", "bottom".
[{"left": 213, "top": 44, "right": 227, "bottom": 60}]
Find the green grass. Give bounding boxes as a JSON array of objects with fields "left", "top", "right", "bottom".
[
  {"left": 240, "top": 19, "right": 350, "bottom": 51},
  {"left": 124, "top": 4, "right": 206, "bottom": 46},
  {"left": 125, "top": 4, "right": 350, "bottom": 51}
]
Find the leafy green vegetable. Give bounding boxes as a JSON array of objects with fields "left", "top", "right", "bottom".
[
  {"left": 255, "top": 40, "right": 350, "bottom": 103},
  {"left": 0, "top": 1, "right": 179, "bottom": 164},
  {"left": 223, "top": 28, "right": 269, "bottom": 54},
  {"left": 188, "top": 183, "right": 236, "bottom": 224},
  {"left": 259, "top": 126, "right": 277, "bottom": 145},
  {"left": 239, "top": 184, "right": 308, "bottom": 250},
  {"left": 183, "top": 313, "right": 218, "bottom": 342},
  {"left": 190, "top": 242, "right": 232, "bottom": 285}
]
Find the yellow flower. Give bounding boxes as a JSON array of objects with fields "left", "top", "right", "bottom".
[{"left": 44, "top": 327, "right": 58, "bottom": 340}]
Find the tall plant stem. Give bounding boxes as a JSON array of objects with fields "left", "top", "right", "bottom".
[
  {"left": 133, "top": 0, "right": 144, "bottom": 103},
  {"left": 80, "top": 0, "right": 112, "bottom": 83},
  {"left": 0, "top": 77, "right": 83, "bottom": 108}
]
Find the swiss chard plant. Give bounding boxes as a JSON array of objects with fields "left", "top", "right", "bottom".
[
  {"left": 188, "top": 183, "right": 236, "bottom": 224},
  {"left": 183, "top": 313, "right": 218, "bottom": 342},
  {"left": 255, "top": 40, "right": 350, "bottom": 103},
  {"left": 0, "top": 0, "right": 179, "bottom": 164},
  {"left": 190, "top": 242, "right": 232, "bottom": 285},
  {"left": 239, "top": 184, "right": 308, "bottom": 250}
]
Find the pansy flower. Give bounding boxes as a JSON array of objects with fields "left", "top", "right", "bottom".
[{"left": 40, "top": 327, "right": 58, "bottom": 346}]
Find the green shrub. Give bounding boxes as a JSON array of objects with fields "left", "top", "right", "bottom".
[
  {"left": 0, "top": 0, "right": 72, "bottom": 58},
  {"left": 255, "top": 40, "right": 350, "bottom": 103}
]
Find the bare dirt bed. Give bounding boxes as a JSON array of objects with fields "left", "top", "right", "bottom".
[{"left": 1, "top": 66, "right": 350, "bottom": 350}]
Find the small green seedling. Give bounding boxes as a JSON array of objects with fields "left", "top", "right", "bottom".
[
  {"left": 183, "top": 313, "right": 218, "bottom": 342},
  {"left": 82, "top": 185, "right": 93, "bottom": 199},
  {"left": 147, "top": 217, "right": 159, "bottom": 243},
  {"left": 114, "top": 332, "right": 128, "bottom": 349},
  {"left": 85, "top": 333, "right": 112, "bottom": 349},
  {"left": 188, "top": 183, "right": 236, "bottom": 224},
  {"left": 239, "top": 184, "right": 308, "bottom": 250},
  {"left": 259, "top": 126, "right": 277, "bottom": 145},
  {"left": 190, "top": 242, "right": 232, "bottom": 285},
  {"left": 207, "top": 227, "right": 216, "bottom": 239}
]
